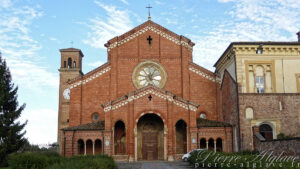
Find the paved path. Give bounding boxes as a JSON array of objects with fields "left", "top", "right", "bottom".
[{"left": 117, "top": 161, "right": 193, "bottom": 169}]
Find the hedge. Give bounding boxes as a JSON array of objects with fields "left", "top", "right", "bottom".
[
  {"left": 46, "top": 155, "right": 116, "bottom": 169},
  {"left": 8, "top": 153, "right": 116, "bottom": 169},
  {"left": 188, "top": 150, "right": 300, "bottom": 169}
]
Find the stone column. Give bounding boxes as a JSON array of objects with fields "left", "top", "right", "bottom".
[
  {"left": 164, "top": 127, "right": 168, "bottom": 160},
  {"left": 206, "top": 141, "right": 208, "bottom": 150},
  {"left": 84, "top": 141, "right": 87, "bottom": 155},
  {"left": 93, "top": 141, "right": 95, "bottom": 155},
  {"left": 214, "top": 141, "right": 216, "bottom": 152},
  {"left": 134, "top": 127, "right": 138, "bottom": 161}
]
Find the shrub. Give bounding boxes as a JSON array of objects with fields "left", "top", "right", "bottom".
[
  {"left": 8, "top": 152, "right": 62, "bottom": 169},
  {"left": 188, "top": 150, "right": 300, "bottom": 169},
  {"left": 46, "top": 154, "right": 116, "bottom": 169}
]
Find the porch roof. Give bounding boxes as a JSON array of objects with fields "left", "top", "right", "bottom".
[
  {"left": 197, "top": 118, "right": 232, "bottom": 128},
  {"left": 62, "top": 121, "right": 105, "bottom": 131}
]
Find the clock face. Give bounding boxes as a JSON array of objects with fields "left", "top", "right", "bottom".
[
  {"left": 132, "top": 60, "right": 167, "bottom": 89},
  {"left": 63, "top": 88, "right": 70, "bottom": 100}
]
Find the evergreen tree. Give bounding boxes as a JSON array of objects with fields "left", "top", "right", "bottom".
[{"left": 0, "top": 52, "right": 27, "bottom": 166}]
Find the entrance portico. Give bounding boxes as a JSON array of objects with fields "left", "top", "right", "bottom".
[{"left": 136, "top": 113, "right": 164, "bottom": 160}]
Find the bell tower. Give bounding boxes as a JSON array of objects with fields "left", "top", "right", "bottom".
[{"left": 57, "top": 48, "right": 83, "bottom": 153}]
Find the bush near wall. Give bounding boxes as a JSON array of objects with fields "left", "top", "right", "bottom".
[
  {"left": 7, "top": 153, "right": 116, "bottom": 169},
  {"left": 47, "top": 155, "right": 116, "bottom": 169},
  {"left": 188, "top": 150, "right": 300, "bottom": 169}
]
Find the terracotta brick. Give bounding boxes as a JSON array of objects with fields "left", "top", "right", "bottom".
[{"left": 58, "top": 20, "right": 233, "bottom": 160}]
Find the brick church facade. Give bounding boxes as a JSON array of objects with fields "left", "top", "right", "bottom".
[{"left": 58, "top": 19, "right": 300, "bottom": 161}]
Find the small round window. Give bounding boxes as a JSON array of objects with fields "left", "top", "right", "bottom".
[
  {"left": 92, "top": 113, "right": 99, "bottom": 121},
  {"left": 200, "top": 113, "right": 207, "bottom": 119}
]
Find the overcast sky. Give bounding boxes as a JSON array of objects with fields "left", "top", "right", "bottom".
[{"left": 1, "top": 0, "right": 300, "bottom": 145}]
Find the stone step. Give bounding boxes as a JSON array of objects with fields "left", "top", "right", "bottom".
[{"left": 113, "top": 155, "right": 129, "bottom": 162}]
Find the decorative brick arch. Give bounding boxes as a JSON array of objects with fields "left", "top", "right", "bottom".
[
  {"left": 113, "top": 119, "right": 127, "bottom": 129},
  {"left": 135, "top": 110, "right": 166, "bottom": 127}
]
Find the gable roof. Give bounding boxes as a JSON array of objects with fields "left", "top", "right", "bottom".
[
  {"left": 104, "top": 20, "right": 195, "bottom": 52},
  {"left": 102, "top": 85, "right": 199, "bottom": 112},
  {"left": 68, "top": 62, "right": 111, "bottom": 89},
  {"left": 62, "top": 121, "right": 105, "bottom": 131},
  {"left": 60, "top": 48, "right": 84, "bottom": 57}
]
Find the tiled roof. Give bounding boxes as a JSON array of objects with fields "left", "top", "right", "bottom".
[
  {"left": 59, "top": 48, "right": 84, "bottom": 57},
  {"left": 62, "top": 121, "right": 105, "bottom": 131},
  {"left": 197, "top": 118, "right": 232, "bottom": 128}
]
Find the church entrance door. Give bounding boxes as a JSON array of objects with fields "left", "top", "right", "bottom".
[
  {"left": 142, "top": 132, "right": 158, "bottom": 160},
  {"left": 137, "top": 113, "right": 164, "bottom": 160}
]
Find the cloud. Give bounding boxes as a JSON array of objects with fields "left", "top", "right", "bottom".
[
  {"left": 82, "top": 1, "right": 133, "bottom": 49},
  {"left": 218, "top": 0, "right": 236, "bottom": 3},
  {"left": 19, "top": 108, "right": 57, "bottom": 144},
  {"left": 49, "top": 37, "right": 57, "bottom": 41},
  {"left": 120, "top": 0, "right": 128, "bottom": 5},
  {"left": 0, "top": 0, "right": 12, "bottom": 8},
  {"left": 154, "top": 1, "right": 164, "bottom": 5},
  {"left": 0, "top": 2, "right": 58, "bottom": 91},
  {"left": 192, "top": 0, "right": 300, "bottom": 71}
]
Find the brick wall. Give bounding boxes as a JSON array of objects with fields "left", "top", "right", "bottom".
[
  {"left": 239, "top": 93, "right": 300, "bottom": 150},
  {"left": 258, "top": 138, "right": 300, "bottom": 159},
  {"left": 60, "top": 20, "right": 225, "bottom": 158},
  {"left": 220, "top": 70, "right": 240, "bottom": 151}
]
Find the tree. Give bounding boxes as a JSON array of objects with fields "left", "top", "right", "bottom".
[{"left": 0, "top": 52, "right": 27, "bottom": 166}]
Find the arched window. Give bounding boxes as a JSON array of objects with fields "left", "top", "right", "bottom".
[
  {"left": 259, "top": 124, "right": 273, "bottom": 141},
  {"left": 86, "top": 139, "right": 93, "bottom": 155},
  {"left": 208, "top": 138, "right": 214, "bottom": 151},
  {"left": 216, "top": 138, "right": 222, "bottom": 152},
  {"left": 200, "top": 113, "right": 207, "bottom": 119},
  {"left": 95, "top": 139, "right": 102, "bottom": 154},
  {"left": 200, "top": 138, "right": 206, "bottom": 149},
  {"left": 114, "top": 121, "right": 126, "bottom": 155},
  {"left": 68, "top": 58, "right": 72, "bottom": 68},
  {"left": 64, "top": 61, "right": 66, "bottom": 68},
  {"left": 255, "top": 66, "right": 264, "bottom": 93},
  {"left": 77, "top": 139, "right": 84, "bottom": 155},
  {"left": 73, "top": 61, "right": 76, "bottom": 68},
  {"left": 175, "top": 120, "right": 187, "bottom": 154},
  {"left": 245, "top": 107, "right": 254, "bottom": 119},
  {"left": 92, "top": 113, "right": 99, "bottom": 122}
]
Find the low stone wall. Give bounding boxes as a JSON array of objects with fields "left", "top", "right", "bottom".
[{"left": 258, "top": 138, "right": 300, "bottom": 158}]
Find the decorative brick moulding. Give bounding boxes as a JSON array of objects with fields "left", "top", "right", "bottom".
[
  {"left": 69, "top": 67, "right": 111, "bottom": 90},
  {"left": 189, "top": 67, "right": 221, "bottom": 83},
  {"left": 106, "top": 26, "right": 193, "bottom": 52},
  {"left": 102, "top": 86, "right": 199, "bottom": 112}
]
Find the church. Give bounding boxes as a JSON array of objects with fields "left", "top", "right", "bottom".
[{"left": 57, "top": 18, "right": 300, "bottom": 161}]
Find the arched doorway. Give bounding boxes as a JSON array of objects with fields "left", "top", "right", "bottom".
[
  {"left": 95, "top": 139, "right": 102, "bottom": 154},
  {"left": 137, "top": 113, "right": 164, "bottom": 160},
  {"left": 259, "top": 124, "right": 273, "bottom": 140},
  {"left": 200, "top": 138, "right": 206, "bottom": 149},
  {"left": 175, "top": 120, "right": 187, "bottom": 154},
  {"left": 86, "top": 139, "right": 93, "bottom": 155},
  {"left": 208, "top": 138, "right": 214, "bottom": 151},
  {"left": 216, "top": 138, "right": 222, "bottom": 152},
  {"left": 114, "top": 121, "right": 126, "bottom": 154},
  {"left": 77, "top": 139, "right": 84, "bottom": 155}
]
